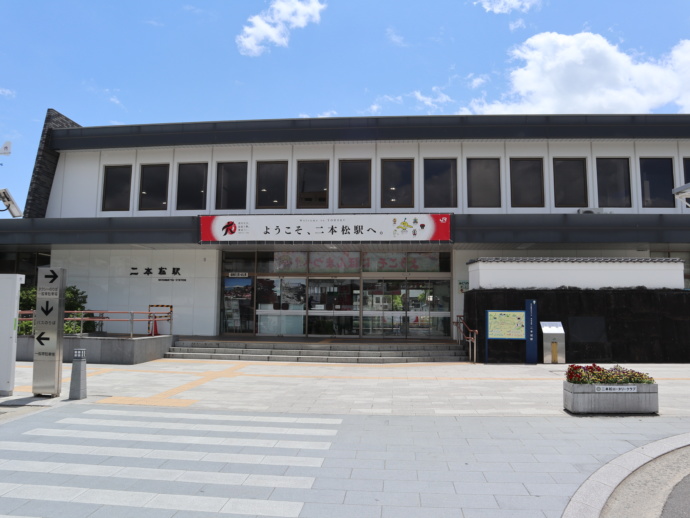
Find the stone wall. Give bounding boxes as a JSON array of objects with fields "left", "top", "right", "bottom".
[
  {"left": 464, "top": 289, "right": 690, "bottom": 363},
  {"left": 17, "top": 334, "right": 173, "bottom": 365}
]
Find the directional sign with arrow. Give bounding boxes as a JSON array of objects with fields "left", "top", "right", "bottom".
[
  {"left": 41, "top": 301, "right": 54, "bottom": 316},
  {"left": 33, "top": 267, "right": 66, "bottom": 397}
]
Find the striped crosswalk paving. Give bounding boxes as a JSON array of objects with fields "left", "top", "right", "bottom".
[{"left": 0, "top": 405, "right": 342, "bottom": 517}]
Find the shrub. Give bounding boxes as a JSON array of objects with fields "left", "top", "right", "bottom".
[
  {"left": 566, "top": 364, "right": 655, "bottom": 384},
  {"left": 18, "top": 285, "right": 95, "bottom": 335}
]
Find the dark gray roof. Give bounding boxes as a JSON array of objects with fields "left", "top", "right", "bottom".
[
  {"left": 468, "top": 257, "right": 683, "bottom": 264},
  {"left": 50, "top": 113, "right": 690, "bottom": 151}
]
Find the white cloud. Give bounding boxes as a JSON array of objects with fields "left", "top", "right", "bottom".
[
  {"left": 382, "top": 94, "right": 404, "bottom": 104},
  {"left": 467, "top": 73, "right": 489, "bottom": 89},
  {"left": 367, "top": 104, "right": 382, "bottom": 114},
  {"left": 183, "top": 5, "right": 206, "bottom": 15},
  {"left": 236, "top": 0, "right": 326, "bottom": 57},
  {"left": 509, "top": 18, "right": 526, "bottom": 31},
  {"left": 109, "top": 96, "right": 123, "bottom": 107},
  {"left": 469, "top": 32, "right": 690, "bottom": 114},
  {"left": 144, "top": 20, "right": 164, "bottom": 27},
  {"left": 475, "top": 0, "right": 540, "bottom": 14},
  {"left": 0, "top": 88, "right": 15, "bottom": 98},
  {"left": 413, "top": 86, "right": 454, "bottom": 111},
  {"left": 386, "top": 28, "right": 407, "bottom": 47},
  {"left": 298, "top": 110, "right": 338, "bottom": 118}
]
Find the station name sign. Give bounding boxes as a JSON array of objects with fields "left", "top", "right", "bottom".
[{"left": 201, "top": 214, "right": 451, "bottom": 242}]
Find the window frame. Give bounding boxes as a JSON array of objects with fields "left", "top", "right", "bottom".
[
  {"left": 380, "top": 158, "right": 414, "bottom": 209},
  {"left": 138, "top": 163, "right": 170, "bottom": 211},
  {"left": 553, "top": 158, "right": 588, "bottom": 208},
  {"left": 423, "top": 158, "right": 458, "bottom": 208},
  {"left": 101, "top": 165, "right": 132, "bottom": 212},
  {"left": 596, "top": 157, "right": 632, "bottom": 208},
  {"left": 639, "top": 157, "right": 675, "bottom": 209},
  {"left": 215, "top": 161, "right": 248, "bottom": 210},
  {"left": 296, "top": 160, "right": 329, "bottom": 209},
  {"left": 176, "top": 162, "right": 208, "bottom": 211},
  {"left": 466, "top": 158, "right": 501, "bottom": 208},
  {"left": 338, "top": 159, "right": 372, "bottom": 209},
  {"left": 255, "top": 161, "right": 288, "bottom": 210},
  {"left": 509, "top": 157, "right": 545, "bottom": 208}
]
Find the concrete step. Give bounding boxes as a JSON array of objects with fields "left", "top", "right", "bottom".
[
  {"left": 168, "top": 338, "right": 466, "bottom": 363},
  {"left": 168, "top": 346, "right": 463, "bottom": 358},
  {"left": 164, "top": 351, "right": 466, "bottom": 363},
  {"left": 174, "top": 341, "right": 458, "bottom": 352}
]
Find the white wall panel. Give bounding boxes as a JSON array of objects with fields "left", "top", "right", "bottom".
[
  {"left": 59, "top": 152, "right": 100, "bottom": 217},
  {"left": 45, "top": 248, "right": 221, "bottom": 336},
  {"left": 469, "top": 261, "right": 682, "bottom": 289}
]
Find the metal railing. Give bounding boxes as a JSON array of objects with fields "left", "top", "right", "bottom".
[
  {"left": 454, "top": 315, "right": 479, "bottom": 363},
  {"left": 18, "top": 309, "right": 173, "bottom": 338}
]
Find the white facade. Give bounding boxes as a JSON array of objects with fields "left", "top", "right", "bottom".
[
  {"left": 50, "top": 248, "right": 220, "bottom": 335},
  {"left": 467, "top": 259, "right": 684, "bottom": 290},
  {"left": 44, "top": 139, "right": 690, "bottom": 219},
  {"left": 13, "top": 112, "right": 690, "bottom": 339}
]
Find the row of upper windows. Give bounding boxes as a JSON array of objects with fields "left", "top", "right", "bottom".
[{"left": 101, "top": 157, "right": 690, "bottom": 212}]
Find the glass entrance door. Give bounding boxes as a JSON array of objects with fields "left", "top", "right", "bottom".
[
  {"left": 222, "top": 277, "right": 254, "bottom": 333},
  {"left": 255, "top": 277, "right": 306, "bottom": 336},
  {"left": 362, "top": 279, "right": 451, "bottom": 338},
  {"left": 307, "top": 278, "right": 359, "bottom": 336}
]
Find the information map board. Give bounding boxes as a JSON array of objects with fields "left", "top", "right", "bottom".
[{"left": 486, "top": 310, "right": 526, "bottom": 340}]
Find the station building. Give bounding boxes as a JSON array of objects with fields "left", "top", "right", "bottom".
[{"left": 3, "top": 109, "right": 690, "bottom": 348}]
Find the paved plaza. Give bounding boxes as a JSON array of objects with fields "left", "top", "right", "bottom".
[{"left": 1, "top": 360, "right": 690, "bottom": 517}]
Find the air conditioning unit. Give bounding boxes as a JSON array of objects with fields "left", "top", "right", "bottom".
[{"left": 577, "top": 208, "right": 604, "bottom": 214}]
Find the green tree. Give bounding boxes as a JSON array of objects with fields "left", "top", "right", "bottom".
[{"left": 18, "top": 285, "right": 94, "bottom": 334}]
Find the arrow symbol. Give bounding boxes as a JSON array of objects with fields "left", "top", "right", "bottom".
[
  {"left": 36, "top": 332, "right": 50, "bottom": 346},
  {"left": 44, "top": 270, "right": 59, "bottom": 283},
  {"left": 41, "top": 301, "right": 54, "bottom": 316}
]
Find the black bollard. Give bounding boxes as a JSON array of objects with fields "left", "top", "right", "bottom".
[{"left": 69, "top": 348, "right": 87, "bottom": 400}]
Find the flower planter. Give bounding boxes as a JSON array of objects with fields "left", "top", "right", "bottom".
[{"left": 563, "top": 381, "right": 658, "bottom": 414}]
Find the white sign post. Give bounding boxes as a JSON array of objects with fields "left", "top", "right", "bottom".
[
  {"left": 32, "top": 268, "right": 66, "bottom": 397},
  {"left": 0, "top": 274, "right": 25, "bottom": 397}
]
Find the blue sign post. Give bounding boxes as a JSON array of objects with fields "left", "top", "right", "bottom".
[{"left": 525, "top": 299, "right": 538, "bottom": 364}]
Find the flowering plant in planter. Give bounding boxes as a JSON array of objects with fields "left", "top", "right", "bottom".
[{"left": 566, "top": 364, "right": 655, "bottom": 384}]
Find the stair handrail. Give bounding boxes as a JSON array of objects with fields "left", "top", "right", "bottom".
[{"left": 455, "top": 316, "right": 479, "bottom": 364}]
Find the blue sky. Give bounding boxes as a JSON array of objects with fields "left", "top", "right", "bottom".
[{"left": 1, "top": 0, "right": 690, "bottom": 217}]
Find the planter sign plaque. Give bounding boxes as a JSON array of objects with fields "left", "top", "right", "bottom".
[{"left": 595, "top": 386, "right": 638, "bottom": 393}]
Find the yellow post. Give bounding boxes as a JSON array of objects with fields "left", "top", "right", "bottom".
[{"left": 551, "top": 340, "right": 558, "bottom": 363}]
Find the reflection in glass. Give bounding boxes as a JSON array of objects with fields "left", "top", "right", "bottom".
[
  {"left": 139, "top": 164, "right": 169, "bottom": 210},
  {"left": 381, "top": 159, "right": 413, "bottom": 208},
  {"left": 597, "top": 158, "right": 631, "bottom": 208},
  {"left": 257, "top": 252, "right": 308, "bottom": 273},
  {"left": 424, "top": 159, "right": 457, "bottom": 208},
  {"left": 102, "top": 165, "right": 132, "bottom": 211},
  {"left": 467, "top": 158, "right": 500, "bottom": 208},
  {"left": 176, "top": 163, "right": 208, "bottom": 210},
  {"left": 339, "top": 160, "right": 371, "bottom": 208},
  {"left": 407, "top": 252, "right": 440, "bottom": 272},
  {"left": 553, "top": 159, "right": 587, "bottom": 207},
  {"left": 297, "top": 161, "right": 329, "bottom": 208},
  {"left": 216, "top": 162, "right": 247, "bottom": 210},
  {"left": 256, "top": 161, "right": 288, "bottom": 209},
  {"left": 510, "top": 158, "right": 544, "bottom": 207},
  {"left": 222, "top": 277, "right": 254, "bottom": 333},
  {"left": 640, "top": 158, "right": 674, "bottom": 208},
  {"left": 362, "top": 252, "right": 406, "bottom": 272},
  {"left": 308, "top": 252, "right": 360, "bottom": 273}
]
